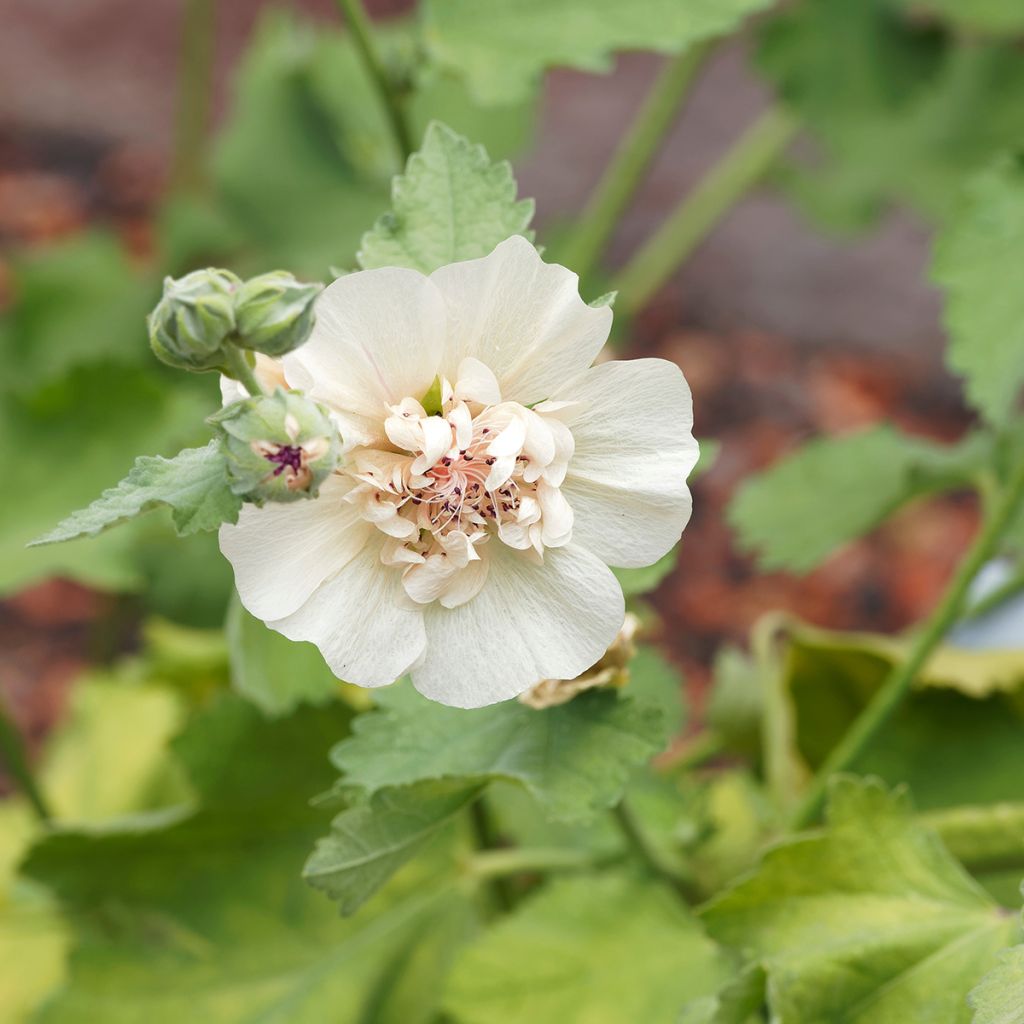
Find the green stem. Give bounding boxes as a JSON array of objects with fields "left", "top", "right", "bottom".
[
  {"left": 610, "top": 798, "right": 700, "bottom": 902},
  {"left": 561, "top": 45, "right": 711, "bottom": 283},
  {"left": 171, "top": 0, "right": 217, "bottom": 194},
  {"left": 222, "top": 347, "right": 266, "bottom": 397},
  {"left": 334, "top": 0, "right": 413, "bottom": 162},
  {"left": 661, "top": 730, "right": 725, "bottom": 775},
  {"left": 0, "top": 698, "right": 50, "bottom": 823},
  {"left": 614, "top": 106, "right": 798, "bottom": 315},
  {"left": 468, "top": 795, "right": 514, "bottom": 913},
  {"left": 468, "top": 846, "right": 615, "bottom": 880},
  {"left": 922, "top": 803, "right": 1024, "bottom": 877},
  {"left": 961, "top": 565, "right": 1024, "bottom": 622},
  {"left": 790, "top": 454, "right": 1024, "bottom": 829}
]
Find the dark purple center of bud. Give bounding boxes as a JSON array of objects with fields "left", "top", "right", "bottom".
[{"left": 265, "top": 444, "right": 304, "bottom": 477}]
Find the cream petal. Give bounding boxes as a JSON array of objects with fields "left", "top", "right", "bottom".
[
  {"left": 284, "top": 267, "right": 446, "bottom": 424},
  {"left": 560, "top": 358, "right": 699, "bottom": 568},
  {"left": 219, "top": 475, "right": 372, "bottom": 621},
  {"left": 412, "top": 543, "right": 624, "bottom": 708},
  {"left": 439, "top": 556, "right": 489, "bottom": 609},
  {"left": 270, "top": 534, "right": 426, "bottom": 688},
  {"left": 455, "top": 357, "right": 502, "bottom": 406},
  {"left": 430, "top": 236, "right": 611, "bottom": 406}
]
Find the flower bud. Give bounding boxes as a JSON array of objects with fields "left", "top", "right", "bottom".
[
  {"left": 212, "top": 389, "right": 340, "bottom": 504},
  {"left": 233, "top": 271, "right": 322, "bottom": 357},
  {"left": 148, "top": 268, "right": 242, "bottom": 371}
]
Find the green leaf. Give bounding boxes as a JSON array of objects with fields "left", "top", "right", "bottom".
[
  {"left": 728, "top": 426, "right": 987, "bottom": 572},
  {"left": 423, "top": 0, "right": 776, "bottom": 104},
  {"left": 225, "top": 597, "right": 353, "bottom": 716},
  {"left": 970, "top": 946, "right": 1024, "bottom": 1024},
  {"left": 358, "top": 121, "right": 534, "bottom": 274},
  {"left": 678, "top": 965, "right": 767, "bottom": 1024},
  {"left": 31, "top": 442, "right": 240, "bottom": 547},
  {"left": 933, "top": 155, "right": 1024, "bottom": 425},
  {"left": 331, "top": 682, "right": 666, "bottom": 822},
  {"left": 707, "top": 646, "right": 763, "bottom": 761},
  {"left": 614, "top": 547, "right": 677, "bottom": 596},
  {"left": 444, "top": 872, "right": 734, "bottom": 1023},
  {"left": 703, "top": 777, "right": 1022, "bottom": 1023},
  {"left": 304, "top": 779, "right": 480, "bottom": 915},
  {"left": 895, "top": 0, "right": 1024, "bottom": 35}
]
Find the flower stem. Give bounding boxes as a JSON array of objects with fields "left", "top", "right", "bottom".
[
  {"left": 614, "top": 106, "right": 798, "bottom": 315},
  {"left": 561, "top": 44, "right": 711, "bottom": 284},
  {"left": 0, "top": 698, "right": 50, "bottom": 823},
  {"left": 468, "top": 846, "right": 615, "bottom": 880},
  {"left": 961, "top": 565, "right": 1024, "bottom": 622},
  {"left": 610, "top": 797, "right": 700, "bottom": 902},
  {"left": 333, "top": 0, "right": 413, "bottom": 162},
  {"left": 171, "top": 0, "right": 217, "bottom": 194},
  {"left": 790, "top": 454, "right": 1024, "bottom": 829},
  {"left": 468, "top": 795, "right": 515, "bottom": 913},
  {"left": 222, "top": 347, "right": 266, "bottom": 398}
]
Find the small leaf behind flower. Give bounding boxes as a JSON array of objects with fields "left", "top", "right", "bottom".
[{"left": 30, "top": 442, "right": 241, "bottom": 547}]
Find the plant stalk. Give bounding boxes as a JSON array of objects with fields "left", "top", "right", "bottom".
[
  {"left": 334, "top": 0, "right": 413, "bottom": 161},
  {"left": 0, "top": 699, "right": 50, "bottom": 823},
  {"left": 171, "top": 0, "right": 217, "bottom": 194},
  {"left": 923, "top": 802, "right": 1024, "bottom": 877},
  {"left": 468, "top": 846, "right": 614, "bottom": 880},
  {"left": 468, "top": 795, "right": 515, "bottom": 912},
  {"left": 610, "top": 798, "right": 700, "bottom": 902},
  {"left": 561, "top": 44, "right": 711, "bottom": 283},
  {"left": 790, "top": 454, "right": 1024, "bottom": 829},
  {"left": 222, "top": 347, "right": 267, "bottom": 398},
  {"left": 614, "top": 106, "right": 798, "bottom": 314}
]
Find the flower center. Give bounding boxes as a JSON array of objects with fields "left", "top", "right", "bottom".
[{"left": 342, "top": 362, "right": 577, "bottom": 608}]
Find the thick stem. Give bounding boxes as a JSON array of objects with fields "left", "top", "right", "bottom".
[
  {"left": 790, "top": 455, "right": 1024, "bottom": 829},
  {"left": 961, "top": 565, "right": 1024, "bottom": 622},
  {"left": 610, "top": 798, "right": 700, "bottom": 902},
  {"left": 171, "top": 0, "right": 217, "bottom": 194},
  {"left": 222, "top": 347, "right": 267, "bottom": 398},
  {"left": 614, "top": 107, "right": 798, "bottom": 314},
  {"left": 334, "top": 0, "right": 413, "bottom": 162},
  {"left": 561, "top": 45, "right": 711, "bottom": 284},
  {"left": 0, "top": 699, "right": 50, "bottom": 823}
]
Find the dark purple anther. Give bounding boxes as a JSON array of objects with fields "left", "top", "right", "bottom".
[{"left": 264, "top": 445, "right": 304, "bottom": 477}]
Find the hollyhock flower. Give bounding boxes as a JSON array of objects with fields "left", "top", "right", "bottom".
[{"left": 219, "top": 236, "right": 697, "bottom": 708}]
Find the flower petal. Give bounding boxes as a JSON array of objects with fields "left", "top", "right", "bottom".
[
  {"left": 219, "top": 475, "right": 372, "bottom": 621},
  {"left": 284, "top": 267, "right": 447, "bottom": 425},
  {"left": 269, "top": 534, "right": 426, "bottom": 688},
  {"left": 430, "top": 236, "right": 611, "bottom": 406},
  {"left": 411, "top": 543, "right": 624, "bottom": 708},
  {"left": 560, "top": 358, "right": 699, "bottom": 568}
]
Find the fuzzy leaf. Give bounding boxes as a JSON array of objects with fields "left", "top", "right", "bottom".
[
  {"left": 424, "top": 0, "right": 776, "bottom": 104},
  {"left": 703, "top": 777, "right": 1021, "bottom": 1023},
  {"left": 970, "top": 946, "right": 1024, "bottom": 1024},
  {"left": 31, "top": 442, "right": 240, "bottom": 547},
  {"left": 303, "top": 779, "right": 480, "bottom": 915},
  {"left": 933, "top": 155, "right": 1024, "bottom": 425},
  {"left": 358, "top": 121, "right": 534, "bottom": 274},
  {"left": 331, "top": 683, "right": 666, "bottom": 822},
  {"left": 729, "top": 426, "right": 987, "bottom": 572},
  {"left": 444, "top": 873, "right": 734, "bottom": 1023}
]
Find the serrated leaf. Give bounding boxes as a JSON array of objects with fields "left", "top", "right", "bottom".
[
  {"left": 444, "top": 873, "right": 734, "bottom": 1023},
  {"left": 933, "top": 155, "right": 1024, "bottom": 425},
  {"left": 729, "top": 426, "right": 987, "bottom": 572},
  {"left": 970, "top": 946, "right": 1024, "bottom": 1024},
  {"left": 358, "top": 121, "right": 534, "bottom": 274},
  {"left": 703, "top": 777, "right": 1022, "bottom": 1023},
  {"left": 331, "top": 683, "right": 666, "bottom": 822},
  {"left": 678, "top": 965, "right": 767, "bottom": 1024},
  {"left": 31, "top": 442, "right": 240, "bottom": 547},
  {"left": 304, "top": 779, "right": 480, "bottom": 915},
  {"left": 424, "top": 0, "right": 776, "bottom": 104}
]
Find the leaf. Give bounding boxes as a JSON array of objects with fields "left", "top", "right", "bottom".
[
  {"left": 728, "top": 425, "right": 987, "bottom": 572},
  {"left": 331, "top": 682, "right": 666, "bottom": 822},
  {"left": 933, "top": 155, "right": 1024, "bottom": 425},
  {"left": 423, "top": 0, "right": 777, "bottom": 104},
  {"left": 614, "top": 547, "right": 677, "bottom": 596},
  {"left": 22, "top": 696, "right": 475, "bottom": 1023},
  {"left": 225, "top": 597, "right": 354, "bottom": 717},
  {"left": 357, "top": 121, "right": 535, "bottom": 274},
  {"left": 303, "top": 779, "right": 481, "bottom": 915},
  {"left": 678, "top": 965, "right": 767, "bottom": 1024},
  {"left": 970, "top": 946, "right": 1024, "bottom": 1024},
  {"left": 30, "top": 442, "right": 240, "bottom": 547},
  {"left": 444, "top": 872, "right": 734, "bottom": 1023},
  {"left": 703, "top": 777, "right": 1022, "bottom": 1023},
  {"left": 706, "top": 646, "right": 763, "bottom": 761},
  {"left": 895, "top": 0, "right": 1024, "bottom": 35}
]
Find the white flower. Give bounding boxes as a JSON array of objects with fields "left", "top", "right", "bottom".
[{"left": 219, "top": 236, "right": 698, "bottom": 708}]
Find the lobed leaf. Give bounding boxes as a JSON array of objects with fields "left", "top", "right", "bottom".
[
  {"left": 970, "top": 946, "right": 1024, "bottom": 1024},
  {"left": 358, "top": 121, "right": 534, "bottom": 274}
]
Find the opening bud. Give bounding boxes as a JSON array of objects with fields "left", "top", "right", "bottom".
[
  {"left": 211, "top": 389, "right": 340, "bottom": 504},
  {"left": 234, "top": 271, "right": 323, "bottom": 357},
  {"left": 148, "top": 268, "right": 241, "bottom": 371}
]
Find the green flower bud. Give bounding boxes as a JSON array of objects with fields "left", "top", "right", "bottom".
[
  {"left": 233, "top": 271, "right": 322, "bottom": 357},
  {"left": 148, "top": 268, "right": 242, "bottom": 371},
  {"left": 212, "top": 389, "right": 340, "bottom": 504}
]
